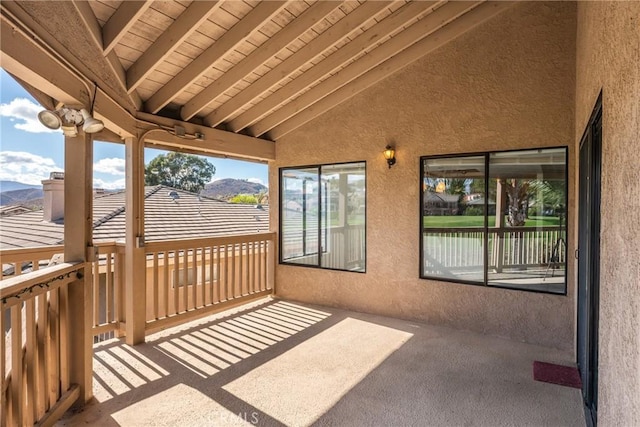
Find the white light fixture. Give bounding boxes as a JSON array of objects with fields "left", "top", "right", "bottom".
[
  {"left": 80, "top": 108, "right": 104, "bottom": 133},
  {"left": 37, "top": 107, "right": 104, "bottom": 136},
  {"left": 38, "top": 110, "right": 62, "bottom": 130}
]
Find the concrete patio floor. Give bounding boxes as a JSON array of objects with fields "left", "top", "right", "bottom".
[{"left": 58, "top": 298, "right": 585, "bottom": 426}]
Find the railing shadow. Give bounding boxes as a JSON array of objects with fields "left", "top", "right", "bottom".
[{"left": 59, "top": 298, "right": 344, "bottom": 426}]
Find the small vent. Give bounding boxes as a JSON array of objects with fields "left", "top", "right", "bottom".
[{"left": 168, "top": 191, "right": 180, "bottom": 200}]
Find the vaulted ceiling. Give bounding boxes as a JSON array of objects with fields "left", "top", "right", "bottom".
[{"left": 1, "top": 1, "right": 510, "bottom": 145}]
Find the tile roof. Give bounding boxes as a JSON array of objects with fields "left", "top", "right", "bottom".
[{"left": 0, "top": 186, "right": 269, "bottom": 249}]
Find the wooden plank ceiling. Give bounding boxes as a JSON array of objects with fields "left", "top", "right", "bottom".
[{"left": 2, "top": 1, "right": 511, "bottom": 141}]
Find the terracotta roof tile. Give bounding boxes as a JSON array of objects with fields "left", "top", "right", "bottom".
[{"left": 0, "top": 185, "right": 269, "bottom": 249}]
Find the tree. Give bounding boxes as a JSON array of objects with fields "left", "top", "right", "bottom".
[
  {"left": 145, "top": 152, "right": 215, "bottom": 193},
  {"left": 504, "top": 179, "right": 530, "bottom": 226},
  {"left": 229, "top": 194, "right": 259, "bottom": 204}
]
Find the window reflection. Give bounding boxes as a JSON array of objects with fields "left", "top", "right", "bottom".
[{"left": 421, "top": 148, "right": 567, "bottom": 294}]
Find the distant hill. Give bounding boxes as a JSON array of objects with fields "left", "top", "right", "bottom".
[
  {"left": 0, "top": 188, "right": 44, "bottom": 207},
  {"left": 201, "top": 178, "right": 267, "bottom": 199},
  {"left": 0, "top": 181, "right": 40, "bottom": 192}
]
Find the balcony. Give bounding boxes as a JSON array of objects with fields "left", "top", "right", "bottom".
[
  {"left": 2, "top": 234, "right": 584, "bottom": 426},
  {"left": 63, "top": 299, "right": 584, "bottom": 426}
]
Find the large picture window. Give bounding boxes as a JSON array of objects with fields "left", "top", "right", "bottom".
[
  {"left": 280, "top": 162, "right": 366, "bottom": 272},
  {"left": 420, "top": 147, "right": 567, "bottom": 294}
]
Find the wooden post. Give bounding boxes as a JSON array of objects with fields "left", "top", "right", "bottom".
[
  {"left": 124, "top": 135, "right": 146, "bottom": 345},
  {"left": 63, "top": 131, "right": 93, "bottom": 406}
]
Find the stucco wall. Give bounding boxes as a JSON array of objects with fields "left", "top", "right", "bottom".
[
  {"left": 576, "top": 2, "right": 640, "bottom": 425},
  {"left": 270, "top": 2, "right": 577, "bottom": 350}
]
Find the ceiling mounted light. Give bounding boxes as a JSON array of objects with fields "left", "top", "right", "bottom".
[
  {"left": 80, "top": 108, "right": 104, "bottom": 133},
  {"left": 38, "top": 110, "right": 62, "bottom": 130},
  {"left": 37, "top": 107, "right": 104, "bottom": 136}
]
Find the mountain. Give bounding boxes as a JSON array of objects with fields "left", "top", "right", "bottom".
[
  {"left": 201, "top": 178, "right": 267, "bottom": 199},
  {"left": 0, "top": 188, "right": 44, "bottom": 207},
  {"left": 0, "top": 181, "right": 41, "bottom": 192}
]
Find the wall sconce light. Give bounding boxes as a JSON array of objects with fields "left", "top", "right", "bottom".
[
  {"left": 38, "top": 107, "right": 104, "bottom": 137},
  {"left": 383, "top": 145, "right": 396, "bottom": 169}
]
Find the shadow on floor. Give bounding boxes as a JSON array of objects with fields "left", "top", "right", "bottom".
[{"left": 58, "top": 298, "right": 584, "bottom": 426}]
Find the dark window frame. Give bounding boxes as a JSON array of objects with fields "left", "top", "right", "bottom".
[
  {"left": 419, "top": 146, "right": 569, "bottom": 295},
  {"left": 279, "top": 161, "right": 367, "bottom": 273}
]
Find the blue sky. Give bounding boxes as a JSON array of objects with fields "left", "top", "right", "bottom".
[{"left": 0, "top": 69, "right": 268, "bottom": 190}]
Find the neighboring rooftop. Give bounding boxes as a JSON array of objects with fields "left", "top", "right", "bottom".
[{"left": 0, "top": 185, "right": 269, "bottom": 249}]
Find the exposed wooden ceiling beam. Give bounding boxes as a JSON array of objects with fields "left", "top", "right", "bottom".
[
  {"left": 229, "top": 0, "right": 441, "bottom": 134},
  {"left": 102, "top": 0, "right": 152, "bottom": 56},
  {"left": 145, "top": 1, "right": 288, "bottom": 114},
  {"left": 8, "top": 72, "right": 57, "bottom": 110},
  {"left": 182, "top": 1, "right": 342, "bottom": 122},
  {"left": 251, "top": 1, "right": 477, "bottom": 137},
  {"left": 136, "top": 112, "right": 275, "bottom": 161},
  {"left": 206, "top": 1, "right": 391, "bottom": 129},
  {"left": 1, "top": 15, "right": 89, "bottom": 107},
  {"left": 1, "top": 14, "right": 138, "bottom": 138},
  {"left": 269, "top": 2, "right": 514, "bottom": 140},
  {"left": 126, "top": 1, "right": 223, "bottom": 93},
  {"left": 72, "top": 0, "right": 142, "bottom": 110},
  {"left": 1, "top": 1, "right": 140, "bottom": 113}
]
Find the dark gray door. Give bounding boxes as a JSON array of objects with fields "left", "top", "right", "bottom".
[{"left": 577, "top": 95, "right": 601, "bottom": 426}]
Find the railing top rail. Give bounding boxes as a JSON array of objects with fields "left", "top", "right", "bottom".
[
  {"left": 0, "top": 244, "right": 65, "bottom": 258},
  {"left": 0, "top": 261, "right": 84, "bottom": 300},
  {"left": 145, "top": 232, "right": 276, "bottom": 252}
]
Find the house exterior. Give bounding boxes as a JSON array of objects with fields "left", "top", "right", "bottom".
[{"left": 0, "top": 1, "right": 638, "bottom": 426}]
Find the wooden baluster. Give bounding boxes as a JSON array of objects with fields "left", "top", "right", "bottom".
[
  {"left": 106, "top": 252, "right": 113, "bottom": 325},
  {"left": 209, "top": 246, "right": 215, "bottom": 305},
  {"left": 0, "top": 303, "right": 6, "bottom": 426},
  {"left": 215, "top": 246, "right": 221, "bottom": 303},
  {"left": 258, "top": 241, "right": 263, "bottom": 292},
  {"left": 114, "top": 251, "right": 124, "bottom": 336},
  {"left": 238, "top": 243, "right": 244, "bottom": 296},
  {"left": 251, "top": 241, "right": 256, "bottom": 294},
  {"left": 92, "top": 259, "right": 100, "bottom": 328},
  {"left": 25, "top": 298, "right": 37, "bottom": 425},
  {"left": 59, "top": 284, "right": 70, "bottom": 392},
  {"left": 36, "top": 292, "right": 48, "bottom": 417},
  {"left": 48, "top": 288, "right": 60, "bottom": 407},
  {"left": 162, "top": 252, "right": 169, "bottom": 319},
  {"left": 173, "top": 251, "right": 179, "bottom": 315},
  {"left": 201, "top": 247, "right": 206, "bottom": 307},
  {"left": 191, "top": 248, "right": 197, "bottom": 309},
  {"left": 152, "top": 251, "right": 159, "bottom": 321},
  {"left": 10, "top": 304, "right": 23, "bottom": 426}
]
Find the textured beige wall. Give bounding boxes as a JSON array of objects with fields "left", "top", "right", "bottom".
[
  {"left": 576, "top": 2, "right": 640, "bottom": 425},
  {"left": 270, "top": 2, "right": 577, "bottom": 350}
]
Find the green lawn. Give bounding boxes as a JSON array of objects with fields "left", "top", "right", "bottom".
[{"left": 423, "top": 215, "right": 560, "bottom": 228}]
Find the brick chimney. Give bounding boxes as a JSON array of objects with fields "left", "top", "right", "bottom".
[{"left": 42, "top": 171, "right": 65, "bottom": 222}]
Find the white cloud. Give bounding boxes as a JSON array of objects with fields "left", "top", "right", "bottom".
[
  {"left": 94, "top": 157, "right": 125, "bottom": 175},
  {"left": 0, "top": 151, "right": 61, "bottom": 185},
  {"left": 247, "top": 177, "right": 268, "bottom": 187},
  {"left": 0, "top": 98, "right": 60, "bottom": 134},
  {"left": 93, "top": 177, "right": 126, "bottom": 190}
]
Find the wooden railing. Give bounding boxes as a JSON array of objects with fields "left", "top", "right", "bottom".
[
  {"left": 1, "top": 243, "right": 125, "bottom": 340},
  {"left": 1, "top": 262, "right": 84, "bottom": 426},
  {"left": 0, "top": 232, "right": 276, "bottom": 424},
  {"left": 423, "top": 226, "right": 566, "bottom": 273},
  {"left": 91, "top": 243, "right": 125, "bottom": 341},
  {"left": 144, "top": 232, "right": 275, "bottom": 332},
  {"left": 0, "top": 245, "right": 64, "bottom": 278}
]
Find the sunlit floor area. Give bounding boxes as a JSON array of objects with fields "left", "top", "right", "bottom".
[{"left": 57, "top": 298, "right": 584, "bottom": 426}]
